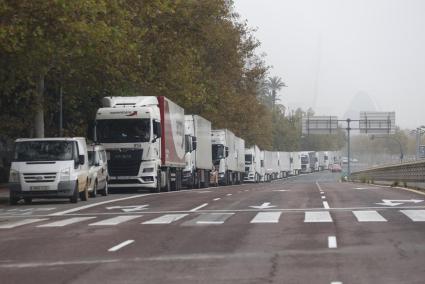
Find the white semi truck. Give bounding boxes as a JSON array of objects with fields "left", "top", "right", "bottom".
[
  {"left": 278, "top": 152, "right": 291, "bottom": 178},
  {"left": 183, "top": 115, "right": 212, "bottom": 188},
  {"left": 290, "top": 152, "right": 301, "bottom": 176},
  {"left": 95, "top": 96, "right": 185, "bottom": 193},
  {"left": 263, "top": 151, "right": 280, "bottom": 181},
  {"left": 300, "top": 151, "right": 317, "bottom": 173},
  {"left": 211, "top": 129, "right": 244, "bottom": 185},
  {"left": 244, "top": 145, "right": 261, "bottom": 182}
]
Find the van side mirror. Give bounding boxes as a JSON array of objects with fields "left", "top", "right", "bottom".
[
  {"left": 192, "top": 137, "right": 197, "bottom": 151},
  {"left": 79, "top": 155, "right": 85, "bottom": 165},
  {"left": 225, "top": 147, "right": 229, "bottom": 157}
]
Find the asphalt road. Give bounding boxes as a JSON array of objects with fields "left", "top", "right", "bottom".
[{"left": 1, "top": 172, "right": 425, "bottom": 284}]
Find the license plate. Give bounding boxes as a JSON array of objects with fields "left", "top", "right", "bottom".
[{"left": 30, "top": 186, "right": 49, "bottom": 191}]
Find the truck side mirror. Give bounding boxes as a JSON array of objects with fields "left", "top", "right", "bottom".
[
  {"left": 192, "top": 137, "right": 197, "bottom": 151},
  {"left": 153, "top": 121, "right": 162, "bottom": 138},
  {"left": 225, "top": 147, "right": 229, "bottom": 157},
  {"left": 79, "top": 155, "right": 85, "bottom": 165}
]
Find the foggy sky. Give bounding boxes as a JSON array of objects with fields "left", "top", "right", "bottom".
[{"left": 234, "top": 0, "right": 425, "bottom": 129}]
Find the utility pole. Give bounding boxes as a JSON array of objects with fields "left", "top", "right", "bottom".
[
  {"left": 346, "top": 118, "right": 351, "bottom": 176},
  {"left": 59, "top": 86, "right": 63, "bottom": 136}
]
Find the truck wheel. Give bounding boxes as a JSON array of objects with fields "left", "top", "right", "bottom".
[
  {"left": 163, "top": 168, "right": 171, "bottom": 192},
  {"left": 70, "top": 183, "right": 79, "bottom": 203},
  {"left": 204, "top": 171, "right": 210, "bottom": 188},
  {"left": 24, "top": 197, "right": 32, "bottom": 205},
  {"left": 9, "top": 191, "right": 19, "bottom": 205},
  {"left": 89, "top": 181, "right": 97, "bottom": 198},
  {"left": 80, "top": 184, "right": 89, "bottom": 201},
  {"left": 196, "top": 172, "right": 201, "bottom": 189}
]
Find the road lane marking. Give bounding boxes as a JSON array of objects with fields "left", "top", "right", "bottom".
[
  {"left": 250, "top": 212, "right": 282, "bottom": 223},
  {"left": 320, "top": 192, "right": 325, "bottom": 195},
  {"left": 328, "top": 236, "right": 337, "bottom": 248},
  {"left": 226, "top": 194, "right": 232, "bottom": 196},
  {"left": 400, "top": 210, "right": 425, "bottom": 221},
  {"left": 316, "top": 181, "right": 323, "bottom": 192},
  {"left": 108, "top": 240, "right": 134, "bottom": 252},
  {"left": 331, "top": 282, "right": 343, "bottom": 284},
  {"left": 37, "top": 217, "right": 96, "bottom": 227},
  {"left": 213, "top": 198, "right": 221, "bottom": 201},
  {"left": 89, "top": 215, "right": 142, "bottom": 226},
  {"left": 323, "top": 201, "right": 330, "bottom": 209},
  {"left": 142, "top": 214, "right": 188, "bottom": 224},
  {"left": 352, "top": 211, "right": 387, "bottom": 222},
  {"left": 0, "top": 218, "right": 48, "bottom": 229},
  {"left": 182, "top": 213, "right": 234, "bottom": 226},
  {"left": 190, "top": 203, "right": 208, "bottom": 212},
  {"left": 321, "top": 196, "right": 326, "bottom": 199},
  {"left": 304, "top": 211, "right": 333, "bottom": 223}
]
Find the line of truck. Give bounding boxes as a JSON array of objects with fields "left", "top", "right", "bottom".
[{"left": 7, "top": 96, "right": 343, "bottom": 204}]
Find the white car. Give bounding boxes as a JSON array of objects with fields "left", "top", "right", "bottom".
[{"left": 87, "top": 144, "right": 109, "bottom": 197}]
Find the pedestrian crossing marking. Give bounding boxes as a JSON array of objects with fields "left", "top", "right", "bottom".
[
  {"left": 400, "top": 210, "right": 425, "bottom": 221},
  {"left": 37, "top": 217, "right": 96, "bottom": 227},
  {"left": 142, "top": 214, "right": 188, "bottom": 224},
  {"left": 250, "top": 212, "right": 282, "bottom": 223},
  {"left": 0, "top": 218, "right": 48, "bottom": 229},
  {"left": 304, "top": 211, "right": 333, "bottom": 223},
  {"left": 89, "top": 215, "right": 142, "bottom": 226},
  {"left": 352, "top": 211, "right": 387, "bottom": 222}
]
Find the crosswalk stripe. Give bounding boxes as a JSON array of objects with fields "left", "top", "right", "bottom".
[
  {"left": 0, "top": 218, "right": 49, "bottom": 229},
  {"left": 89, "top": 215, "right": 142, "bottom": 226},
  {"left": 250, "top": 212, "right": 282, "bottom": 223},
  {"left": 400, "top": 210, "right": 425, "bottom": 221},
  {"left": 37, "top": 217, "right": 96, "bottom": 227},
  {"left": 353, "top": 211, "right": 387, "bottom": 222},
  {"left": 142, "top": 214, "right": 188, "bottom": 224},
  {"left": 304, "top": 211, "right": 333, "bottom": 223},
  {"left": 181, "top": 213, "right": 234, "bottom": 226}
]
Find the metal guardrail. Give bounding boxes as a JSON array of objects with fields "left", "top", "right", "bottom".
[{"left": 350, "top": 160, "right": 425, "bottom": 183}]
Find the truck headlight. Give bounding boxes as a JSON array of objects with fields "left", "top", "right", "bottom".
[
  {"left": 143, "top": 167, "right": 154, "bottom": 173},
  {"left": 9, "top": 170, "right": 19, "bottom": 183},
  {"left": 60, "top": 168, "right": 71, "bottom": 181}
]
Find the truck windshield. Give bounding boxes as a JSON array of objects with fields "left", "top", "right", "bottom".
[
  {"left": 245, "top": 154, "right": 253, "bottom": 164},
  {"left": 13, "top": 141, "right": 76, "bottom": 162},
  {"left": 301, "top": 156, "right": 309, "bottom": 164},
  {"left": 97, "top": 119, "right": 150, "bottom": 143},
  {"left": 212, "top": 144, "right": 224, "bottom": 161}
]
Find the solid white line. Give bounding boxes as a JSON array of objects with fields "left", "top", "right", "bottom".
[
  {"left": 89, "top": 215, "right": 142, "bottom": 226},
  {"left": 0, "top": 218, "right": 48, "bottom": 229},
  {"left": 400, "top": 210, "right": 425, "bottom": 221},
  {"left": 323, "top": 201, "right": 330, "bottom": 209},
  {"left": 142, "top": 214, "right": 188, "bottom": 224},
  {"left": 304, "top": 211, "right": 333, "bottom": 223},
  {"left": 213, "top": 198, "right": 221, "bottom": 201},
  {"left": 352, "top": 211, "right": 387, "bottom": 222},
  {"left": 331, "top": 282, "right": 343, "bottom": 284},
  {"left": 108, "top": 240, "right": 134, "bottom": 252},
  {"left": 37, "top": 217, "right": 96, "bottom": 227},
  {"left": 250, "top": 212, "right": 282, "bottom": 223},
  {"left": 190, "top": 203, "right": 208, "bottom": 212},
  {"left": 328, "top": 236, "right": 337, "bottom": 248},
  {"left": 50, "top": 194, "right": 152, "bottom": 216},
  {"left": 197, "top": 221, "right": 225, "bottom": 224}
]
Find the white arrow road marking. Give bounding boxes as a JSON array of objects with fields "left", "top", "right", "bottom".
[
  {"left": 250, "top": 212, "right": 282, "bottom": 223},
  {"left": 250, "top": 202, "right": 276, "bottom": 210},
  {"left": 376, "top": 199, "right": 423, "bottom": 207},
  {"left": 400, "top": 210, "right": 425, "bottom": 221},
  {"left": 0, "top": 218, "right": 48, "bottom": 229},
  {"left": 89, "top": 215, "right": 142, "bottom": 226},
  {"left": 353, "top": 211, "right": 387, "bottom": 222},
  {"left": 108, "top": 240, "right": 134, "bottom": 252},
  {"left": 106, "top": 205, "right": 149, "bottom": 212}
]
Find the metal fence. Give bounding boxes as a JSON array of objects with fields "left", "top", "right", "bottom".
[{"left": 350, "top": 160, "right": 425, "bottom": 183}]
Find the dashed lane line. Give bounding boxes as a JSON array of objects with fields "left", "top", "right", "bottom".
[
  {"left": 190, "top": 203, "right": 208, "bottom": 212},
  {"left": 108, "top": 240, "right": 134, "bottom": 252}
]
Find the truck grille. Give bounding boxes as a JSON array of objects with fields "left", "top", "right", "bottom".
[
  {"left": 108, "top": 150, "right": 143, "bottom": 176},
  {"left": 23, "top": 173, "right": 57, "bottom": 183}
]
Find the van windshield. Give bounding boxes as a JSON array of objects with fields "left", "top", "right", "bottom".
[
  {"left": 97, "top": 119, "right": 150, "bottom": 143},
  {"left": 14, "top": 141, "right": 76, "bottom": 162}
]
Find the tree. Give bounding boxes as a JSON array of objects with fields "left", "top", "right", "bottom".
[{"left": 266, "top": 76, "right": 286, "bottom": 109}]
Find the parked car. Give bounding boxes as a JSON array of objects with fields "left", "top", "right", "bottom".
[
  {"left": 87, "top": 144, "right": 109, "bottom": 197},
  {"left": 330, "top": 163, "right": 342, "bottom": 173}
]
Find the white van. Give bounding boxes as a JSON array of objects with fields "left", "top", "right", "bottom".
[{"left": 8, "top": 137, "right": 89, "bottom": 204}]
